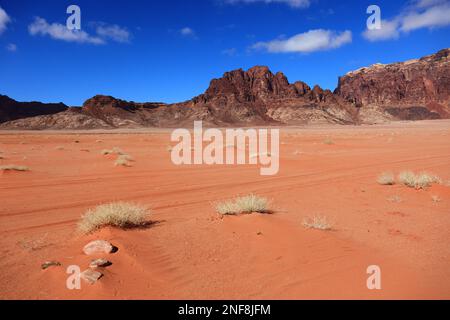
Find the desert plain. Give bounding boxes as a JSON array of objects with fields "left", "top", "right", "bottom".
[{"left": 0, "top": 119, "right": 449, "bottom": 300}]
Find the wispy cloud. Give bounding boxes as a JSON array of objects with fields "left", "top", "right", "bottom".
[
  {"left": 0, "top": 6, "right": 11, "bottom": 35},
  {"left": 222, "top": 48, "right": 238, "bottom": 56},
  {"left": 252, "top": 29, "right": 352, "bottom": 53},
  {"left": 29, "top": 17, "right": 105, "bottom": 44},
  {"left": 95, "top": 23, "right": 131, "bottom": 43},
  {"left": 6, "top": 43, "right": 17, "bottom": 52},
  {"left": 224, "top": 0, "right": 310, "bottom": 9},
  {"left": 363, "top": 0, "right": 450, "bottom": 41},
  {"left": 180, "top": 27, "right": 196, "bottom": 37},
  {"left": 28, "top": 17, "right": 132, "bottom": 45}
]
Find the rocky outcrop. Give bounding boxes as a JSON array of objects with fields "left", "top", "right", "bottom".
[
  {"left": 191, "top": 66, "right": 357, "bottom": 125},
  {"left": 336, "top": 48, "right": 450, "bottom": 122},
  {"left": 0, "top": 108, "right": 112, "bottom": 130}
]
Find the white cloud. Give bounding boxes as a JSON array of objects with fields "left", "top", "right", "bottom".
[
  {"left": 363, "top": 19, "right": 400, "bottom": 41},
  {"left": 363, "top": 0, "right": 450, "bottom": 41},
  {"left": 413, "top": 0, "right": 448, "bottom": 8},
  {"left": 180, "top": 27, "right": 195, "bottom": 36},
  {"left": 28, "top": 18, "right": 132, "bottom": 45},
  {"left": 252, "top": 29, "right": 352, "bottom": 53},
  {"left": 96, "top": 24, "right": 131, "bottom": 43},
  {"left": 225, "top": 0, "right": 310, "bottom": 9},
  {"left": 401, "top": 3, "right": 450, "bottom": 31},
  {"left": 29, "top": 17, "right": 105, "bottom": 44},
  {"left": 0, "top": 6, "right": 11, "bottom": 35},
  {"left": 6, "top": 43, "right": 17, "bottom": 52}
]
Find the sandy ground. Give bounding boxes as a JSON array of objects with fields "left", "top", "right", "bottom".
[{"left": 0, "top": 120, "right": 449, "bottom": 300}]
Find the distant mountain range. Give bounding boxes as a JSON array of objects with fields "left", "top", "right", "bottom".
[{"left": 1, "top": 48, "right": 449, "bottom": 129}]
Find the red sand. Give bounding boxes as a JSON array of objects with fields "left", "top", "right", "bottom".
[{"left": 0, "top": 120, "right": 449, "bottom": 299}]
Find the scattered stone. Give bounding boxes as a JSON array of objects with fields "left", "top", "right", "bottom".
[
  {"left": 90, "top": 258, "right": 112, "bottom": 269},
  {"left": 83, "top": 240, "right": 116, "bottom": 255},
  {"left": 80, "top": 269, "right": 103, "bottom": 284},
  {"left": 41, "top": 261, "right": 61, "bottom": 270}
]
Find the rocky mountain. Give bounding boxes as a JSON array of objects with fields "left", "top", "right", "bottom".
[
  {"left": 336, "top": 48, "right": 450, "bottom": 123},
  {"left": 1, "top": 48, "right": 449, "bottom": 129}
]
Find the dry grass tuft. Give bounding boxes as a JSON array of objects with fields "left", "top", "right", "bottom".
[
  {"left": 431, "top": 195, "right": 441, "bottom": 203},
  {"left": 118, "top": 154, "right": 134, "bottom": 162},
  {"left": 216, "top": 194, "right": 270, "bottom": 215},
  {"left": 302, "top": 215, "right": 333, "bottom": 231},
  {"left": 78, "top": 202, "right": 150, "bottom": 234},
  {"left": 114, "top": 157, "right": 132, "bottom": 167},
  {"left": 323, "top": 137, "right": 334, "bottom": 145},
  {"left": 101, "top": 147, "right": 126, "bottom": 156},
  {"left": 387, "top": 195, "right": 402, "bottom": 203},
  {"left": 0, "top": 165, "right": 29, "bottom": 172},
  {"left": 377, "top": 172, "right": 395, "bottom": 185},
  {"left": 398, "top": 171, "right": 441, "bottom": 189}
]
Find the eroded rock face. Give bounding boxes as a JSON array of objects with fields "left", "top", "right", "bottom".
[
  {"left": 336, "top": 48, "right": 450, "bottom": 122},
  {"left": 191, "top": 65, "right": 357, "bottom": 125}
]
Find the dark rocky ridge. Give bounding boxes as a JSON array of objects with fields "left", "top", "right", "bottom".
[
  {"left": 0, "top": 95, "right": 68, "bottom": 124},
  {"left": 1, "top": 48, "right": 449, "bottom": 129}
]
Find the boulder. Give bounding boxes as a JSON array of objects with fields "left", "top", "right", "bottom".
[
  {"left": 83, "top": 240, "right": 116, "bottom": 255},
  {"left": 80, "top": 269, "right": 103, "bottom": 284}
]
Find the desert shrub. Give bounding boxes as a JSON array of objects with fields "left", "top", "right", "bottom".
[
  {"left": 216, "top": 194, "right": 269, "bottom": 215},
  {"left": 78, "top": 202, "right": 150, "bottom": 233},
  {"left": 377, "top": 172, "right": 395, "bottom": 185},
  {"left": 114, "top": 157, "right": 131, "bottom": 167},
  {"left": 431, "top": 195, "right": 441, "bottom": 203},
  {"left": 323, "top": 137, "right": 334, "bottom": 145},
  {"left": 398, "top": 171, "right": 441, "bottom": 189},
  {"left": 398, "top": 171, "right": 416, "bottom": 188},
  {"left": 415, "top": 173, "right": 441, "bottom": 189},
  {"left": 302, "top": 215, "right": 332, "bottom": 231},
  {"left": 101, "top": 147, "right": 126, "bottom": 156},
  {"left": 117, "top": 154, "right": 134, "bottom": 162},
  {"left": 0, "top": 165, "right": 29, "bottom": 172},
  {"left": 216, "top": 201, "right": 239, "bottom": 215}
]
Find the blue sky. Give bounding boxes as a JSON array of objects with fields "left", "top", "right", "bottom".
[{"left": 0, "top": 0, "right": 449, "bottom": 106}]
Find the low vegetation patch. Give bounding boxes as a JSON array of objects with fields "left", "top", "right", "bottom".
[
  {"left": 117, "top": 154, "right": 134, "bottom": 162},
  {"left": 323, "top": 137, "right": 334, "bottom": 145},
  {"left": 78, "top": 202, "right": 150, "bottom": 234},
  {"left": 0, "top": 165, "right": 29, "bottom": 172},
  {"left": 101, "top": 147, "right": 126, "bottom": 156},
  {"left": 398, "top": 171, "right": 441, "bottom": 189},
  {"left": 431, "top": 195, "right": 441, "bottom": 203},
  {"left": 302, "top": 215, "right": 333, "bottom": 231},
  {"left": 377, "top": 172, "right": 395, "bottom": 185},
  {"left": 114, "top": 157, "right": 132, "bottom": 167},
  {"left": 216, "top": 194, "right": 270, "bottom": 215}
]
